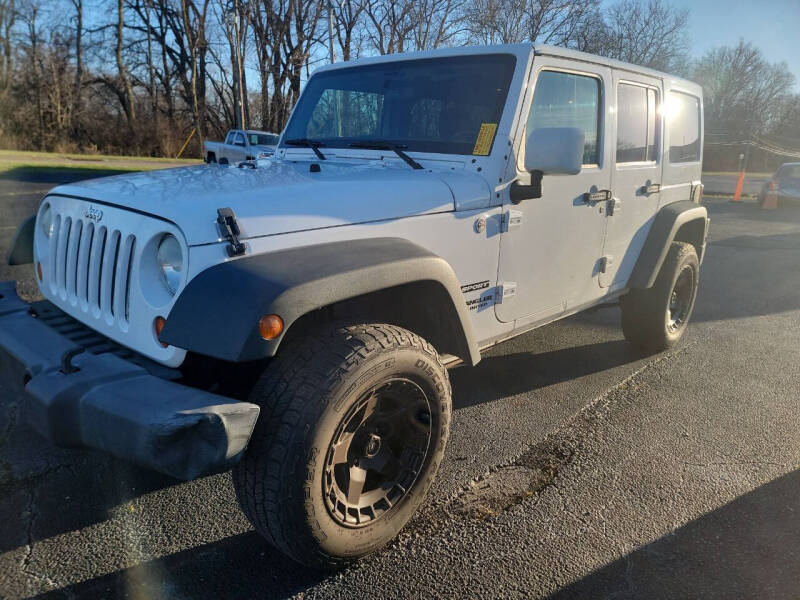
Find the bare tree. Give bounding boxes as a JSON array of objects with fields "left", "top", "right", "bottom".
[
  {"left": 69, "top": 0, "right": 83, "bottom": 141},
  {"left": 585, "top": 0, "right": 689, "bottom": 72},
  {"left": 116, "top": 0, "right": 136, "bottom": 126},
  {"left": 694, "top": 40, "right": 795, "bottom": 139},
  {"left": 180, "top": 0, "right": 211, "bottom": 145},
  {"left": 465, "top": 0, "right": 599, "bottom": 47},
  {"left": 365, "top": 0, "right": 415, "bottom": 55},
  {"left": 332, "top": 0, "right": 368, "bottom": 61},
  {"left": 410, "top": 0, "right": 464, "bottom": 50},
  {"left": 0, "top": 0, "right": 15, "bottom": 95}
]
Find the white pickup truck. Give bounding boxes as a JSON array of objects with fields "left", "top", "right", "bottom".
[{"left": 203, "top": 129, "right": 280, "bottom": 164}]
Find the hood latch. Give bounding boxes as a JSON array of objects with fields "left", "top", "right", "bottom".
[{"left": 216, "top": 207, "right": 246, "bottom": 257}]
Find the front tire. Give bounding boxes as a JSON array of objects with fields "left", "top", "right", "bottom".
[
  {"left": 233, "top": 323, "right": 451, "bottom": 568},
  {"left": 620, "top": 242, "right": 699, "bottom": 353}
]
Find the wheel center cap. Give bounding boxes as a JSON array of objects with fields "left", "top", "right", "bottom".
[{"left": 364, "top": 434, "right": 381, "bottom": 458}]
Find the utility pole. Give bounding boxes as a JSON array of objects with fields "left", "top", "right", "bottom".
[
  {"left": 227, "top": 0, "right": 246, "bottom": 129},
  {"left": 327, "top": 0, "right": 336, "bottom": 63}
]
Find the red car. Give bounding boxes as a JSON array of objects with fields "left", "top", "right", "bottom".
[{"left": 759, "top": 162, "right": 800, "bottom": 206}]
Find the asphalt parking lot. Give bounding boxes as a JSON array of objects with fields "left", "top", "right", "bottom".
[{"left": 2, "top": 167, "right": 800, "bottom": 599}]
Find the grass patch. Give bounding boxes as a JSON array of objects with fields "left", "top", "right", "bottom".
[
  {"left": 0, "top": 162, "right": 145, "bottom": 174},
  {"left": 0, "top": 149, "right": 198, "bottom": 165}
]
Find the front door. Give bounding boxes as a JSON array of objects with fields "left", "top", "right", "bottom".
[
  {"left": 496, "top": 59, "right": 612, "bottom": 325},
  {"left": 599, "top": 72, "right": 664, "bottom": 289}
]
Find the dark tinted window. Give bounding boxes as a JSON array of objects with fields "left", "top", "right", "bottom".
[
  {"left": 668, "top": 92, "right": 701, "bottom": 163},
  {"left": 528, "top": 71, "right": 600, "bottom": 165},
  {"left": 616, "top": 83, "right": 658, "bottom": 163},
  {"left": 249, "top": 133, "right": 279, "bottom": 146},
  {"left": 283, "top": 54, "right": 516, "bottom": 155}
]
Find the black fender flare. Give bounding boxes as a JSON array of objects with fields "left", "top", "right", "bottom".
[
  {"left": 7, "top": 215, "right": 35, "bottom": 266},
  {"left": 161, "top": 237, "right": 481, "bottom": 365},
  {"left": 628, "top": 200, "right": 709, "bottom": 289}
]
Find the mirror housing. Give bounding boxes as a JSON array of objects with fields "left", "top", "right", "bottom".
[{"left": 524, "top": 127, "right": 585, "bottom": 175}]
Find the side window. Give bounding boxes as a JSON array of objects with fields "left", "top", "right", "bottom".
[
  {"left": 616, "top": 83, "right": 659, "bottom": 163},
  {"left": 528, "top": 70, "right": 601, "bottom": 165},
  {"left": 233, "top": 132, "right": 246, "bottom": 146},
  {"left": 667, "top": 92, "right": 700, "bottom": 163},
  {"left": 225, "top": 132, "right": 233, "bottom": 145}
]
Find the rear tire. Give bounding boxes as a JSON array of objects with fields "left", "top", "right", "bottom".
[
  {"left": 620, "top": 242, "right": 699, "bottom": 353},
  {"left": 233, "top": 323, "right": 451, "bottom": 569}
]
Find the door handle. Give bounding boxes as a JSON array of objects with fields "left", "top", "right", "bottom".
[
  {"left": 642, "top": 183, "right": 661, "bottom": 195},
  {"left": 583, "top": 189, "right": 612, "bottom": 203}
]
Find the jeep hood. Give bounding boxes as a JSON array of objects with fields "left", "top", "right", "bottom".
[{"left": 48, "top": 160, "right": 480, "bottom": 246}]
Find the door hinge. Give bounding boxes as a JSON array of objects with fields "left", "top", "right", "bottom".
[
  {"left": 501, "top": 210, "right": 523, "bottom": 232},
  {"left": 607, "top": 198, "right": 622, "bottom": 216},
  {"left": 600, "top": 255, "right": 614, "bottom": 273},
  {"left": 497, "top": 282, "right": 517, "bottom": 303}
]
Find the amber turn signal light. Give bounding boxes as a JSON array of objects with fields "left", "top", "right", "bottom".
[
  {"left": 258, "top": 314, "right": 284, "bottom": 340},
  {"left": 154, "top": 316, "right": 168, "bottom": 348}
]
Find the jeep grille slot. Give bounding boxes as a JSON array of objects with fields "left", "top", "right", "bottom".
[
  {"left": 100, "top": 229, "right": 120, "bottom": 319},
  {"left": 76, "top": 222, "right": 94, "bottom": 308},
  {"left": 43, "top": 207, "right": 137, "bottom": 331}
]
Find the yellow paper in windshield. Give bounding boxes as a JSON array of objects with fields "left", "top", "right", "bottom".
[{"left": 472, "top": 123, "right": 498, "bottom": 156}]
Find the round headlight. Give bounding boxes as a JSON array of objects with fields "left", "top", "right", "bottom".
[
  {"left": 156, "top": 234, "right": 183, "bottom": 296},
  {"left": 40, "top": 204, "right": 53, "bottom": 238}
]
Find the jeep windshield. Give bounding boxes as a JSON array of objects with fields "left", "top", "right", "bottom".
[{"left": 281, "top": 54, "right": 516, "bottom": 156}]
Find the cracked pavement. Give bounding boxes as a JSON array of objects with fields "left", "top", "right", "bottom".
[{"left": 1, "top": 168, "right": 800, "bottom": 598}]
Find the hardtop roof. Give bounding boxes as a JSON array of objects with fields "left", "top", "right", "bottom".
[{"left": 312, "top": 43, "right": 701, "bottom": 95}]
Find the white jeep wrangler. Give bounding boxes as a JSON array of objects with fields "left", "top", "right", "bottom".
[{"left": 2, "top": 44, "right": 708, "bottom": 568}]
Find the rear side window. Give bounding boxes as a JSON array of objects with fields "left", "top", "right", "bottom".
[
  {"left": 528, "top": 70, "right": 601, "bottom": 165},
  {"left": 616, "top": 83, "right": 659, "bottom": 163},
  {"left": 668, "top": 92, "right": 701, "bottom": 163}
]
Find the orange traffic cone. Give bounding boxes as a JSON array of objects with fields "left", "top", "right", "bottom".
[
  {"left": 732, "top": 170, "right": 745, "bottom": 203},
  {"left": 762, "top": 185, "right": 778, "bottom": 210}
]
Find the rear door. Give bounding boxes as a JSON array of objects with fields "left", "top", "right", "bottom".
[{"left": 599, "top": 72, "right": 663, "bottom": 289}]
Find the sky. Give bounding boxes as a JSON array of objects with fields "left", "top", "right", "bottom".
[{"left": 669, "top": 0, "right": 800, "bottom": 88}]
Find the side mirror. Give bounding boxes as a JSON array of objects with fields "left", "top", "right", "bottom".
[{"left": 524, "top": 127, "right": 585, "bottom": 175}]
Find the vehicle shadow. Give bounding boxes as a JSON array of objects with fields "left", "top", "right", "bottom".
[
  {"left": 33, "top": 532, "right": 327, "bottom": 600},
  {"left": 548, "top": 469, "right": 800, "bottom": 600},
  {"left": 450, "top": 337, "right": 639, "bottom": 410}
]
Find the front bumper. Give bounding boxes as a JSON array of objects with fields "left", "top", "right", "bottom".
[{"left": 0, "top": 281, "right": 260, "bottom": 480}]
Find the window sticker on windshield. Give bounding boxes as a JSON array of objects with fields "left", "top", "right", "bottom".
[{"left": 472, "top": 123, "right": 498, "bottom": 156}]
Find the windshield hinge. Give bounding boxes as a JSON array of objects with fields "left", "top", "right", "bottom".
[{"left": 216, "top": 207, "right": 246, "bottom": 257}]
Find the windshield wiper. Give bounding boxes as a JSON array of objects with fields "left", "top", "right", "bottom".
[
  {"left": 348, "top": 141, "right": 423, "bottom": 170},
  {"left": 284, "top": 138, "right": 326, "bottom": 160}
]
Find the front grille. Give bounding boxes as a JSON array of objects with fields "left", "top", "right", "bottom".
[
  {"left": 46, "top": 212, "right": 136, "bottom": 327},
  {"left": 30, "top": 301, "right": 180, "bottom": 380}
]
